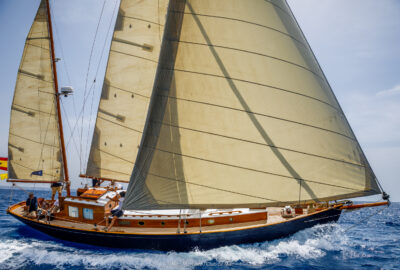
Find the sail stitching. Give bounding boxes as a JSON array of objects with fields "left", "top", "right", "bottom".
[
  {"left": 12, "top": 104, "right": 56, "bottom": 116},
  {"left": 10, "top": 133, "right": 59, "bottom": 149},
  {"left": 108, "top": 84, "right": 151, "bottom": 98},
  {"left": 172, "top": 40, "right": 323, "bottom": 80},
  {"left": 148, "top": 172, "right": 279, "bottom": 202},
  {"left": 94, "top": 147, "right": 134, "bottom": 164},
  {"left": 168, "top": 68, "right": 341, "bottom": 112},
  {"left": 156, "top": 120, "right": 364, "bottom": 168},
  {"left": 146, "top": 147, "right": 361, "bottom": 192},
  {"left": 121, "top": 15, "right": 163, "bottom": 26},
  {"left": 158, "top": 94, "right": 355, "bottom": 141},
  {"left": 25, "top": 42, "right": 50, "bottom": 51},
  {"left": 97, "top": 115, "right": 143, "bottom": 133},
  {"left": 169, "top": 11, "right": 306, "bottom": 48},
  {"left": 110, "top": 49, "right": 158, "bottom": 63}
]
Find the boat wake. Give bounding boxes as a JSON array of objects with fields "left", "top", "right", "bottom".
[{"left": 0, "top": 223, "right": 348, "bottom": 270}]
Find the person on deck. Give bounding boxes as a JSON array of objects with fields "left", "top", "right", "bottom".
[
  {"left": 109, "top": 180, "right": 122, "bottom": 191},
  {"left": 37, "top": 200, "right": 50, "bottom": 220},
  {"left": 51, "top": 182, "right": 63, "bottom": 201},
  {"left": 46, "top": 199, "right": 60, "bottom": 222},
  {"left": 105, "top": 191, "right": 125, "bottom": 232},
  {"left": 25, "top": 193, "right": 37, "bottom": 219},
  {"left": 92, "top": 179, "right": 104, "bottom": 188}
]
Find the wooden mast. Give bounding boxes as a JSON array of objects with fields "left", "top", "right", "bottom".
[{"left": 46, "top": 0, "right": 70, "bottom": 197}]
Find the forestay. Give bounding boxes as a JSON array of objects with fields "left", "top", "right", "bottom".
[
  {"left": 124, "top": 0, "right": 381, "bottom": 209},
  {"left": 8, "top": 0, "right": 63, "bottom": 182},
  {"left": 85, "top": 0, "right": 169, "bottom": 182}
]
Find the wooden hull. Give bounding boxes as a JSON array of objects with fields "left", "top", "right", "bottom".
[{"left": 7, "top": 204, "right": 341, "bottom": 251}]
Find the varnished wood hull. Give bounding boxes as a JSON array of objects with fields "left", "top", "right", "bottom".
[{"left": 7, "top": 205, "right": 341, "bottom": 251}]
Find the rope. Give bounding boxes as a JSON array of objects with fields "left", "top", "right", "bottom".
[
  {"left": 8, "top": 184, "right": 15, "bottom": 208},
  {"left": 80, "top": 0, "right": 107, "bottom": 172},
  {"left": 343, "top": 201, "right": 389, "bottom": 233}
]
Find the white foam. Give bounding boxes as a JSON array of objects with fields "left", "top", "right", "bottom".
[{"left": 0, "top": 223, "right": 350, "bottom": 269}]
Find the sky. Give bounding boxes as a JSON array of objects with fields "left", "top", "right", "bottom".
[{"left": 0, "top": 0, "right": 399, "bottom": 201}]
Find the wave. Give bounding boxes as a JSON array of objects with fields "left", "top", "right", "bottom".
[{"left": 0, "top": 223, "right": 349, "bottom": 270}]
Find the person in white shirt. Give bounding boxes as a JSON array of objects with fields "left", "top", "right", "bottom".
[{"left": 105, "top": 191, "right": 125, "bottom": 232}]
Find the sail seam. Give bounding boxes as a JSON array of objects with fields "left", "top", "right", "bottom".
[
  {"left": 97, "top": 115, "right": 143, "bottom": 133},
  {"left": 169, "top": 11, "right": 306, "bottom": 48},
  {"left": 108, "top": 84, "right": 151, "bottom": 99},
  {"left": 167, "top": 68, "right": 341, "bottom": 112},
  {"left": 171, "top": 40, "right": 323, "bottom": 80},
  {"left": 156, "top": 120, "right": 364, "bottom": 168},
  {"left": 94, "top": 147, "right": 134, "bottom": 164},
  {"left": 158, "top": 94, "right": 355, "bottom": 141},
  {"left": 18, "top": 70, "right": 52, "bottom": 83},
  {"left": 25, "top": 42, "right": 50, "bottom": 51},
  {"left": 147, "top": 146, "right": 361, "bottom": 191},
  {"left": 110, "top": 49, "right": 158, "bottom": 63},
  {"left": 121, "top": 15, "right": 163, "bottom": 26},
  {"left": 11, "top": 161, "right": 58, "bottom": 178},
  {"left": 12, "top": 104, "right": 56, "bottom": 116},
  {"left": 10, "top": 133, "right": 59, "bottom": 149},
  {"left": 147, "top": 172, "right": 279, "bottom": 202},
  {"left": 89, "top": 164, "right": 131, "bottom": 176}
]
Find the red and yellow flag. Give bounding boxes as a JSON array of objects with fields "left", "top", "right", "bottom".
[{"left": 0, "top": 157, "right": 7, "bottom": 171}]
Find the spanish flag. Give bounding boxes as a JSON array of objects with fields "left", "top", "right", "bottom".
[
  {"left": 0, "top": 173, "right": 7, "bottom": 180},
  {"left": 0, "top": 157, "right": 7, "bottom": 171}
]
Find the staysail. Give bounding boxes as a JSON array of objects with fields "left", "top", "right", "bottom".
[
  {"left": 8, "top": 0, "right": 63, "bottom": 182},
  {"left": 85, "top": 0, "right": 169, "bottom": 182},
  {"left": 122, "top": 0, "right": 382, "bottom": 210}
]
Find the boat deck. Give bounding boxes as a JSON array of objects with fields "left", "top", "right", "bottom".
[{"left": 11, "top": 205, "right": 309, "bottom": 234}]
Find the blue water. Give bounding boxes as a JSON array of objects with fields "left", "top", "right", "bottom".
[{"left": 0, "top": 188, "right": 399, "bottom": 269}]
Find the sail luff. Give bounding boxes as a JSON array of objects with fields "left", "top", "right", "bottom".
[
  {"left": 8, "top": 0, "right": 64, "bottom": 183},
  {"left": 123, "top": 0, "right": 381, "bottom": 210}
]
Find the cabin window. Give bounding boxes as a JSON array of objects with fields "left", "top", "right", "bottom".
[
  {"left": 83, "top": 208, "right": 94, "bottom": 220},
  {"left": 138, "top": 221, "right": 145, "bottom": 226},
  {"left": 68, "top": 206, "right": 79, "bottom": 218}
]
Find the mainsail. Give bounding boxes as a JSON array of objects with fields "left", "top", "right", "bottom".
[
  {"left": 123, "top": 0, "right": 381, "bottom": 210},
  {"left": 85, "top": 0, "right": 169, "bottom": 182},
  {"left": 8, "top": 0, "right": 63, "bottom": 182}
]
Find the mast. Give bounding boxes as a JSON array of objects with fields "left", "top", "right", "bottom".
[{"left": 45, "top": 0, "right": 70, "bottom": 196}]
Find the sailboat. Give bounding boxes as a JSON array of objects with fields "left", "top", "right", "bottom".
[{"left": 7, "top": 0, "right": 390, "bottom": 251}]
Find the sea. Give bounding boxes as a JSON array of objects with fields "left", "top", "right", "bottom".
[{"left": 0, "top": 188, "right": 399, "bottom": 270}]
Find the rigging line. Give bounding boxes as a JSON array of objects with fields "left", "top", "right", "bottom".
[
  {"left": 83, "top": 0, "right": 119, "bottom": 172},
  {"left": 60, "top": 100, "right": 80, "bottom": 159},
  {"left": 50, "top": 1, "right": 74, "bottom": 86},
  {"left": 343, "top": 203, "right": 389, "bottom": 233},
  {"left": 8, "top": 184, "right": 15, "bottom": 208},
  {"left": 83, "top": 81, "right": 96, "bottom": 173},
  {"left": 66, "top": 82, "right": 97, "bottom": 149},
  {"left": 51, "top": 0, "right": 80, "bottom": 146},
  {"left": 80, "top": 0, "right": 107, "bottom": 172}
]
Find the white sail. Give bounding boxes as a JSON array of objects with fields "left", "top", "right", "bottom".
[
  {"left": 85, "top": 0, "right": 169, "bottom": 182},
  {"left": 123, "top": 0, "right": 381, "bottom": 210},
  {"left": 8, "top": 0, "right": 63, "bottom": 182}
]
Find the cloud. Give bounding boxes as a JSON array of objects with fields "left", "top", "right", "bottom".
[{"left": 376, "top": 84, "right": 400, "bottom": 97}]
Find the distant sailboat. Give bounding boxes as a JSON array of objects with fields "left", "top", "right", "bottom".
[{"left": 7, "top": 0, "right": 389, "bottom": 251}]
